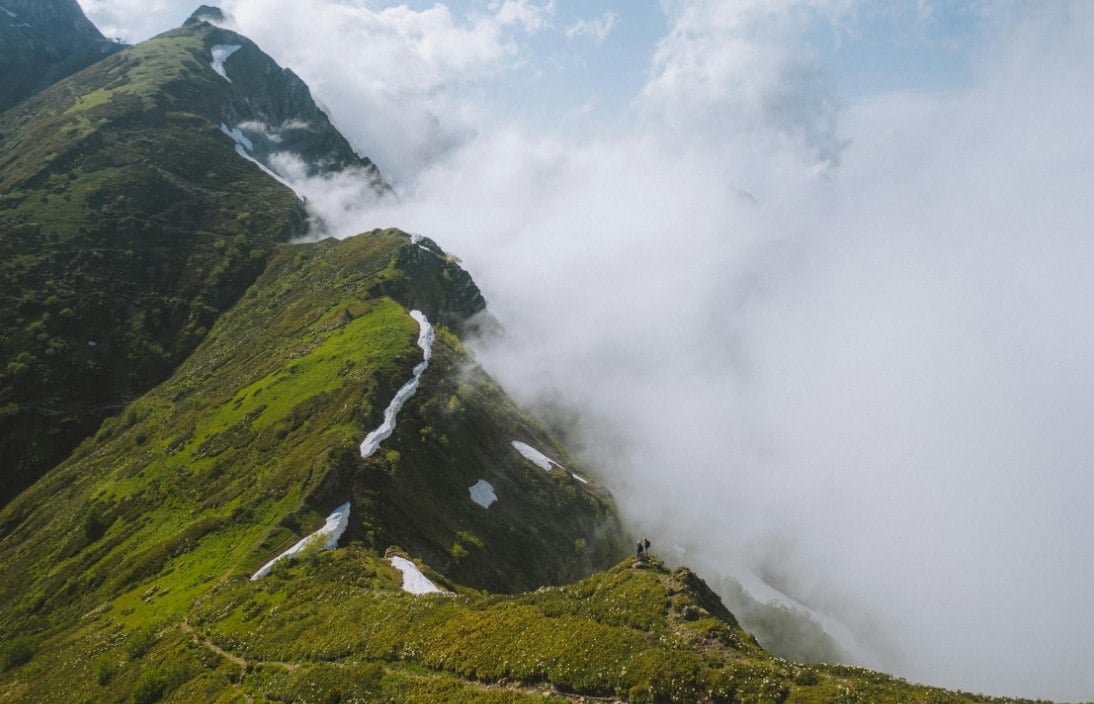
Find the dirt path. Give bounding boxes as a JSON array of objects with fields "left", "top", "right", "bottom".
[{"left": 179, "top": 618, "right": 624, "bottom": 703}]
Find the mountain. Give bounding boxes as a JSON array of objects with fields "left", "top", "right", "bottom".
[
  {"left": 0, "top": 11, "right": 389, "bottom": 506},
  {"left": 0, "top": 227, "right": 1047, "bottom": 701},
  {"left": 0, "top": 9, "right": 1069, "bottom": 704},
  {"left": 0, "top": 0, "right": 122, "bottom": 113}
]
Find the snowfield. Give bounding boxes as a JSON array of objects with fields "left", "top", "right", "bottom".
[
  {"left": 250, "top": 502, "right": 351, "bottom": 580},
  {"left": 511, "top": 441, "right": 561, "bottom": 471},
  {"left": 359, "top": 311, "right": 434, "bottom": 458},
  {"left": 469, "top": 479, "right": 498, "bottom": 508},
  {"left": 389, "top": 556, "right": 445, "bottom": 594},
  {"left": 210, "top": 44, "right": 242, "bottom": 82}
]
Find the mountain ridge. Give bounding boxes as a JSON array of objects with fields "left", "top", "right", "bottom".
[
  {"left": 0, "top": 8, "right": 1078, "bottom": 704},
  {"left": 0, "top": 0, "right": 121, "bottom": 113}
]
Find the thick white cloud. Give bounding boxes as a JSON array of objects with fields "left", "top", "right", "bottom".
[
  {"left": 638, "top": 0, "right": 859, "bottom": 167},
  {"left": 344, "top": 3, "right": 1094, "bottom": 700}
]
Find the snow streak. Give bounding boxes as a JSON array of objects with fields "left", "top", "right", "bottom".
[
  {"left": 210, "top": 44, "right": 242, "bottom": 82},
  {"left": 359, "top": 311, "right": 434, "bottom": 458},
  {"left": 251, "top": 502, "right": 351, "bottom": 580},
  {"left": 511, "top": 440, "right": 561, "bottom": 471},
  {"left": 389, "top": 556, "right": 445, "bottom": 594}
]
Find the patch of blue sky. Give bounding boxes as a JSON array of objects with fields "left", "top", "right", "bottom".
[{"left": 805, "top": 1, "right": 982, "bottom": 99}]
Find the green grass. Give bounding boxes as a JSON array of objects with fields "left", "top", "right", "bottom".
[
  {"left": 0, "top": 21, "right": 308, "bottom": 505},
  {"left": 0, "top": 228, "right": 630, "bottom": 703}
]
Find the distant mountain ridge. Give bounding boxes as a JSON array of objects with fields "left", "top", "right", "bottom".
[{"left": 0, "top": 0, "right": 121, "bottom": 112}]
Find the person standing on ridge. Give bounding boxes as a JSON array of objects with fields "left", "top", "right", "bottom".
[{"left": 635, "top": 539, "right": 645, "bottom": 561}]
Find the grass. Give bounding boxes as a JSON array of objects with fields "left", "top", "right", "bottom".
[
  {"left": 0, "top": 229, "right": 630, "bottom": 703},
  {"left": 0, "top": 20, "right": 308, "bottom": 505}
]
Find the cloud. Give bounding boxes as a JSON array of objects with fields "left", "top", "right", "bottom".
[
  {"left": 492, "top": 0, "right": 555, "bottom": 33},
  {"left": 637, "top": 0, "right": 855, "bottom": 168},
  {"left": 217, "top": 0, "right": 556, "bottom": 184},
  {"left": 77, "top": 0, "right": 195, "bottom": 42},
  {"left": 322, "top": 2, "right": 1094, "bottom": 700},
  {"left": 564, "top": 12, "right": 618, "bottom": 43}
]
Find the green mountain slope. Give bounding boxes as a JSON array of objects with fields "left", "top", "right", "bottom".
[
  {"left": 0, "top": 229, "right": 626, "bottom": 694},
  {"left": 0, "top": 14, "right": 387, "bottom": 505},
  {"left": 0, "top": 228, "right": 1060, "bottom": 704},
  {"left": 0, "top": 0, "right": 121, "bottom": 113}
]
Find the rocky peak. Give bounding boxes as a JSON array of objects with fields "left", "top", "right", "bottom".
[
  {"left": 187, "top": 4, "right": 228, "bottom": 24},
  {"left": 177, "top": 16, "right": 391, "bottom": 193}
]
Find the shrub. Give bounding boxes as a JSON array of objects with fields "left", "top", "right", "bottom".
[
  {"left": 0, "top": 635, "right": 35, "bottom": 671},
  {"left": 131, "top": 668, "right": 166, "bottom": 704},
  {"left": 96, "top": 657, "right": 118, "bottom": 685},
  {"left": 124, "top": 625, "right": 159, "bottom": 659}
]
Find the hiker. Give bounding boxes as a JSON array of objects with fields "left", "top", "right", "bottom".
[
  {"left": 635, "top": 539, "right": 645, "bottom": 561},
  {"left": 643, "top": 536, "right": 651, "bottom": 554}
]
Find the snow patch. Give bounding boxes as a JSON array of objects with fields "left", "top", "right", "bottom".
[
  {"left": 250, "top": 502, "right": 350, "bottom": 580},
  {"left": 389, "top": 556, "right": 445, "bottom": 594},
  {"left": 469, "top": 479, "right": 497, "bottom": 508},
  {"left": 359, "top": 311, "right": 434, "bottom": 458},
  {"left": 219, "top": 123, "right": 254, "bottom": 151},
  {"left": 210, "top": 44, "right": 242, "bottom": 82},
  {"left": 571, "top": 473, "right": 589, "bottom": 484},
  {"left": 0, "top": 5, "right": 16, "bottom": 18},
  {"left": 220, "top": 123, "right": 303, "bottom": 198},
  {"left": 511, "top": 441, "right": 562, "bottom": 471}
]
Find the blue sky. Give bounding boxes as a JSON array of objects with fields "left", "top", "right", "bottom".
[{"left": 79, "top": 1, "right": 982, "bottom": 137}]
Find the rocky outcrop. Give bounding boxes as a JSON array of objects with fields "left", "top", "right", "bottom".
[{"left": 184, "top": 12, "right": 391, "bottom": 192}]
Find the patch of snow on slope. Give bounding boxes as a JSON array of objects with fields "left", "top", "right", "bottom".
[
  {"left": 210, "top": 44, "right": 242, "bottom": 82},
  {"left": 220, "top": 123, "right": 303, "bottom": 198},
  {"left": 571, "top": 473, "right": 589, "bottom": 484},
  {"left": 469, "top": 479, "right": 498, "bottom": 508},
  {"left": 511, "top": 441, "right": 562, "bottom": 471},
  {"left": 389, "top": 556, "right": 445, "bottom": 594},
  {"left": 219, "top": 123, "right": 254, "bottom": 151},
  {"left": 251, "top": 502, "right": 350, "bottom": 580},
  {"left": 359, "top": 311, "right": 434, "bottom": 458}
]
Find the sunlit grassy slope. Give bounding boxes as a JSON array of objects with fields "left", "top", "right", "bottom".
[{"left": 0, "top": 228, "right": 1061, "bottom": 704}]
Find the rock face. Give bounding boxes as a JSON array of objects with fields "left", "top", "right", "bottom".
[
  {"left": 0, "top": 0, "right": 121, "bottom": 112},
  {"left": 192, "top": 17, "right": 391, "bottom": 190}
]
